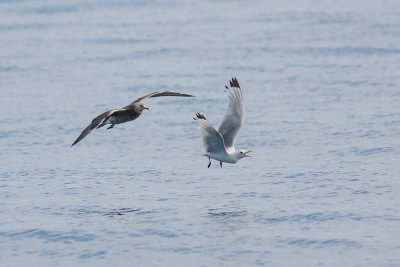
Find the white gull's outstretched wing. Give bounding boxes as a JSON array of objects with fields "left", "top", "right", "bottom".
[
  {"left": 194, "top": 113, "right": 227, "bottom": 154},
  {"left": 218, "top": 77, "right": 244, "bottom": 153}
]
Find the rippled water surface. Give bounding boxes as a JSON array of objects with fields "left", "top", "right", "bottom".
[{"left": 1, "top": 0, "right": 400, "bottom": 266}]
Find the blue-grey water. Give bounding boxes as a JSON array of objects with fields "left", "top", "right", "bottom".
[{"left": 1, "top": 0, "right": 400, "bottom": 266}]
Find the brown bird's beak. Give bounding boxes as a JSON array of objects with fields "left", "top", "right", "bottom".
[{"left": 244, "top": 151, "right": 252, "bottom": 157}]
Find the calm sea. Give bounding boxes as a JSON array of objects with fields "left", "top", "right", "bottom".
[{"left": 1, "top": 0, "right": 399, "bottom": 266}]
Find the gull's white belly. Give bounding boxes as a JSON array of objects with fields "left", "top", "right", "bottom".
[{"left": 203, "top": 152, "right": 237, "bottom": 163}]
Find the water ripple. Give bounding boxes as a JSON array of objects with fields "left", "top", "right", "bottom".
[
  {"left": 5, "top": 229, "right": 96, "bottom": 243},
  {"left": 278, "top": 238, "right": 360, "bottom": 248},
  {"left": 255, "top": 212, "right": 362, "bottom": 224}
]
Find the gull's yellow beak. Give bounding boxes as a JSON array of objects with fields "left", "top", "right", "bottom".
[{"left": 244, "top": 150, "right": 252, "bottom": 157}]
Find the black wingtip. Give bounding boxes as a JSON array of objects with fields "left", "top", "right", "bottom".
[
  {"left": 228, "top": 77, "right": 240, "bottom": 89},
  {"left": 195, "top": 112, "right": 206, "bottom": 120}
]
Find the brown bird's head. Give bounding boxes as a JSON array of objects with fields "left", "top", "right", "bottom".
[{"left": 133, "top": 102, "right": 149, "bottom": 112}]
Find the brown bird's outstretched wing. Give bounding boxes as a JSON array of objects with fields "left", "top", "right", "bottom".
[
  {"left": 71, "top": 109, "right": 120, "bottom": 146},
  {"left": 132, "top": 91, "right": 194, "bottom": 103}
]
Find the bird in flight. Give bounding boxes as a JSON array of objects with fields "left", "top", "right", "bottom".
[
  {"left": 194, "top": 77, "right": 251, "bottom": 168},
  {"left": 71, "top": 91, "right": 194, "bottom": 146}
]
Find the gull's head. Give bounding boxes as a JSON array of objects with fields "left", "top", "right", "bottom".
[{"left": 235, "top": 150, "right": 252, "bottom": 160}]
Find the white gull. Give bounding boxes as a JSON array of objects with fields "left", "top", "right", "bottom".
[{"left": 194, "top": 77, "right": 251, "bottom": 168}]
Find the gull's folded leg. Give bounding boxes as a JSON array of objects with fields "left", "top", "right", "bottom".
[
  {"left": 220, "top": 161, "right": 222, "bottom": 168},
  {"left": 208, "top": 157, "right": 211, "bottom": 168}
]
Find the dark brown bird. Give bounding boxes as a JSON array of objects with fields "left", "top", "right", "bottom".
[{"left": 71, "top": 91, "right": 194, "bottom": 146}]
